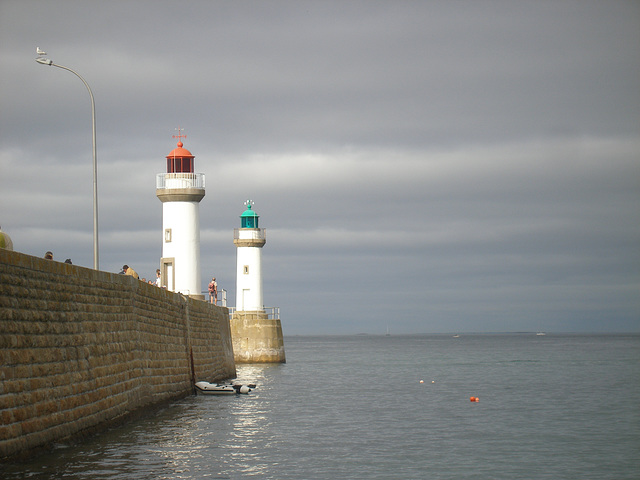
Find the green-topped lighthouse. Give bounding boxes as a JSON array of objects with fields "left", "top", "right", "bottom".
[{"left": 230, "top": 200, "right": 285, "bottom": 363}]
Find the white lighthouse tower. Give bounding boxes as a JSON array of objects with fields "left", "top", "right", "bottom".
[
  {"left": 156, "top": 130, "right": 205, "bottom": 299},
  {"left": 234, "top": 200, "right": 265, "bottom": 310},
  {"left": 230, "top": 200, "right": 285, "bottom": 363}
]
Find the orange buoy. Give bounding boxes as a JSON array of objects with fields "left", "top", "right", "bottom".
[{"left": 470, "top": 396, "right": 479, "bottom": 402}]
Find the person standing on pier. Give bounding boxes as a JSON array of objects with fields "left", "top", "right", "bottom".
[{"left": 208, "top": 277, "right": 217, "bottom": 305}]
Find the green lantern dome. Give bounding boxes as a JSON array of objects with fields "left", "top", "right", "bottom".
[{"left": 240, "top": 200, "right": 259, "bottom": 228}]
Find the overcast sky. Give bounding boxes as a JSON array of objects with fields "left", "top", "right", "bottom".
[{"left": 1, "top": 0, "right": 638, "bottom": 334}]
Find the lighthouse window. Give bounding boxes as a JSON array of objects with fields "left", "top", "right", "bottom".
[
  {"left": 243, "top": 265, "right": 249, "bottom": 275},
  {"left": 167, "top": 157, "right": 194, "bottom": 173},
  {"left": 165, "top": 228, "right": 172, "bottom": 243}
]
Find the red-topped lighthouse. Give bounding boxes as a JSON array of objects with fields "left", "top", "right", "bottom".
[{"left": 156, "top": 128, "right": 205, "bottom": 299}]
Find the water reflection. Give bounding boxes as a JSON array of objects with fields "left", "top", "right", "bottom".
[
  {"left": 2, "top": 364, "right": 285, "bottom": 479},
  {"left": 140, "top": 364, "right": 283, "bottom": 478},
  {"left": 218, "top": 364, "right": 279, "bottom": 477}
]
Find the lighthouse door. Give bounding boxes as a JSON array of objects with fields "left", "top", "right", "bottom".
[
  {"left": 161, "top": 257, "right": 175, "bottom": 291},
  {"left": 241, "top": 288, "right": 250, "bottom": 311}
]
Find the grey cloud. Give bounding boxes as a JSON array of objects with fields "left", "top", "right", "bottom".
[{"left": 1, "top": 0, "right": 638, "bottom": 334}]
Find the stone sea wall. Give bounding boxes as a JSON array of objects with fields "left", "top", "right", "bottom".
[{"left": 0, "top": 249, "right": 235, "bottom": 461}]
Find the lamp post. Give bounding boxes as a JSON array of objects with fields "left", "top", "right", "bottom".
[{"left": 36, "top": 54, "right": 99, "bottom": 270}]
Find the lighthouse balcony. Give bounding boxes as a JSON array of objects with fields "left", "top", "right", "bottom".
[
  {"left": 156, "top": 173, "right": 205, "bottom": 202},
  {"left": 234, "top": 228, "right": 266, "bottom": 241},
  {"left": 234, "top": 228, "right": 266, "bottom": 247},
  {"left": 156, "top": 172, "right": 205, "bottom": 190}
]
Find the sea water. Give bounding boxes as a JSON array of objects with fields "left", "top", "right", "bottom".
[{"left": 2, "top": 334, "right": 639, "bottom": 479}]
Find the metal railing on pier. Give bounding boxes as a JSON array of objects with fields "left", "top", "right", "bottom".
[
  {"left": 201, "top": 288, "right": 227, "bottom": 307},
  {"left": 228, "top": 306, "right": 280, "bottom": 320}
]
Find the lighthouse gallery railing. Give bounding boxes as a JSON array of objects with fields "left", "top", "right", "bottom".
[
  {"left": 233, "top": 228, "right": 266, "bottom": 241},
  {"left": 156, "top": 173, "right": 205, "bottom": 190}
]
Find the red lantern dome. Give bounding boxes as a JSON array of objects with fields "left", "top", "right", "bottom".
[{"left": 166, "top": 141, "right": 194, "bottom": 173}]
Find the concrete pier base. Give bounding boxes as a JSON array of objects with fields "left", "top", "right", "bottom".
[{"left": 230, "top": 311, "right": 286, "bottom": 363}]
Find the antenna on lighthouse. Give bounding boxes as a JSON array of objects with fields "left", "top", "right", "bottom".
[{"left": 172, "top": 126, "right": 187, "bottom": 144}]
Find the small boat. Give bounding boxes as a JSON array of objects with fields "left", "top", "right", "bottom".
[{"left": 195, "top": 381, "right": 253, "bottom": 395}]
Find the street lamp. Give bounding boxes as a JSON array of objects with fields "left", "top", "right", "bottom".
[{"left": 36, "top": 52, "right": 99, "bottom": 270}]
